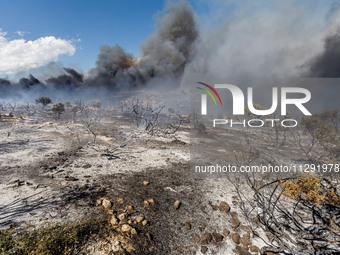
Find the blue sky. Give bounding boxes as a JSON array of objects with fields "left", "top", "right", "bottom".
[
  {"left": 0, "top": 0, "right": 169, "bottom": 73},
  {"left": 0, "top": 0, "right": 336, "bottom": 76}
]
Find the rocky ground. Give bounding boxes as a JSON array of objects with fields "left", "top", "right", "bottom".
[{"left": 0, "top": 108, "right": 338, "bottom": 254}]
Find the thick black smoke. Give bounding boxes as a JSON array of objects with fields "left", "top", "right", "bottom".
[
  {"left": 0, "top": 0, "right": 197, "bottom": 100},
  {"left": 19, "top": 74, "right": 42, "bottom": 88},
  {"left": 0, "top": 78, "right": 10, "bottom": 86},
  {"left": 46, "top": 68, "right": 84, "bottom": 87},
  {"left": 87, "top": 0, "right": 197, "bottom": 89},
  {"left": 2, "top": 0, "right": 340, "bottom": 101},
  {"left": 307, "top": 28, "right": 340, "bottom": 77}
]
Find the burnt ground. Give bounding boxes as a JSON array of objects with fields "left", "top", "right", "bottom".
[
  {"left": 0, "top": 115, "right": 267, "bottom": 254},
  {"left": 0, "top": 110, "right": 338, "bottom": 255}
]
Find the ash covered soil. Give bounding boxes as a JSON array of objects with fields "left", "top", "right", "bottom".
[{"left": 0, "top": 111, "right": 338, "bottom": 255}]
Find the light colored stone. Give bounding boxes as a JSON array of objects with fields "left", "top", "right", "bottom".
[
  {"left": 136, "top": 215, "right": 144, "bottom": 223},
  {"left": 130, "top": 228, "right": 137, "bottom": 235},
  {"left": 110, "top": 215, "right": 119, "bottom": 226},
  {"left": 118, "top": 213, "right": 127, "bottom": 221},
  {"left": 121, "top": 224, "right": 132, "bottom": 232},
  {"left": 173, "top": 200, "right": 181, "bottom": 209},
  {"left": 95, "top": 198, "right": 102, "bottom": 206},
  {"left": 147, "top": 198, "right": 155, "bottom": 205},
  {"left": 142, "top": 219, "right": 149, "bottom": 226},
  {"left": 102, "top": 199, "right": 112, "bottom": 209},
  {"left": 143, "top": 181, "right": 150, "bottom": 186},
  {"left": 223, "top": 228, "right": 230, "bottom": 237}
]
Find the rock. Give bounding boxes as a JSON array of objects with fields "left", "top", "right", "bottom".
[
  {"left": 110, "top": 216, "right": 119, "bottom": 226},
  {"left": 143, "top": 180, "right": 150, "bottom": 186},
  {"left": 233, "top": 245, "right": 251, "bottom": 255},
  {"left": 143, "top": 198, "right": 155, "bottom": 207},
  {"left": 239, "top": 225, "right": 250, "bottom": 232},
  {"left": 83, "top": 163, "right": 92, "bottom": 169},
  {"left": 223, "top": 228, "right": 230, "bottom": 237},
  {"left": 230, "top": 211, "right": 238, "bottom": 218},
  {"left": 102, "top": 199, "right": 112, "bottom": 209},
  {"left": 130, "top": 228, "right": 137, "bottom": 235},
  {"left": 201, "top": 232, "right": 212, "bottom": 244},
  {"left": 219, "top": 201, "right": 230, "bottom": 213},
  {"left": 191, "top": 234, "right": 201, "bottom": 244},
  {"left": 118, "top": 213, "right": 127, "bottom": 221},
  {"left": 212, "top": 232, "right": 224, "bottom": 243},
  {"left": 147, "top": 198, "right": 155, "bottom": 205},
  {"left": 249, "top": 245, "right": 260, "bottom": 253},
  {"left": 95, "top": 198, "right": 102, "bottom": 206},
  {"left": 240, "top": 233, "right": 251, "bottom": 248},
  {"left": 173, "top": 200, "right": 181, "bottom": 209},
  {"left": 230, "top": 215, "right": 241, "bottom": 229},
  {"left": 136, "top": 215, "right": 144, "bottom": 223},
  {"left": 201, "top": 246, "right": 208, "bottom": 254},
  {"left": 121, "top": 224, "right": 132, "bottom": 232},
  {"left": 231, "top": 233, "right": 241, "bottom": 244},
  {"left": 142, "top": 220, "right": 149, "bottom": 226}
]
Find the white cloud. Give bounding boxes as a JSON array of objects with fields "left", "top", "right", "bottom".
[
  {"left": 14, "top": 30, "right": 30, "bottom": 37},
  {"left": 0, "top": 31, "right": 76, "bottom": 74}
]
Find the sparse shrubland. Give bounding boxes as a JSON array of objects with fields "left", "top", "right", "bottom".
[{"left": 0, "top": 218, "right": 106, "bottom": 255}]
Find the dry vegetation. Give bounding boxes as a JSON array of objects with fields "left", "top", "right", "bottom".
[{"left": 0, "top": 96, "right": 339, "bottom": 255}]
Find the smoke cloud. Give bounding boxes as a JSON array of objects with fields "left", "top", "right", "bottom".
[
  {"left": 87, "top": 0, "right": 197, "bottom": 89},
  {"left": 307, "top": 28, "right": 340, "bottom": 77},
  {"left": 1, "top": 0, "right": 340, "bottom": 103}
]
